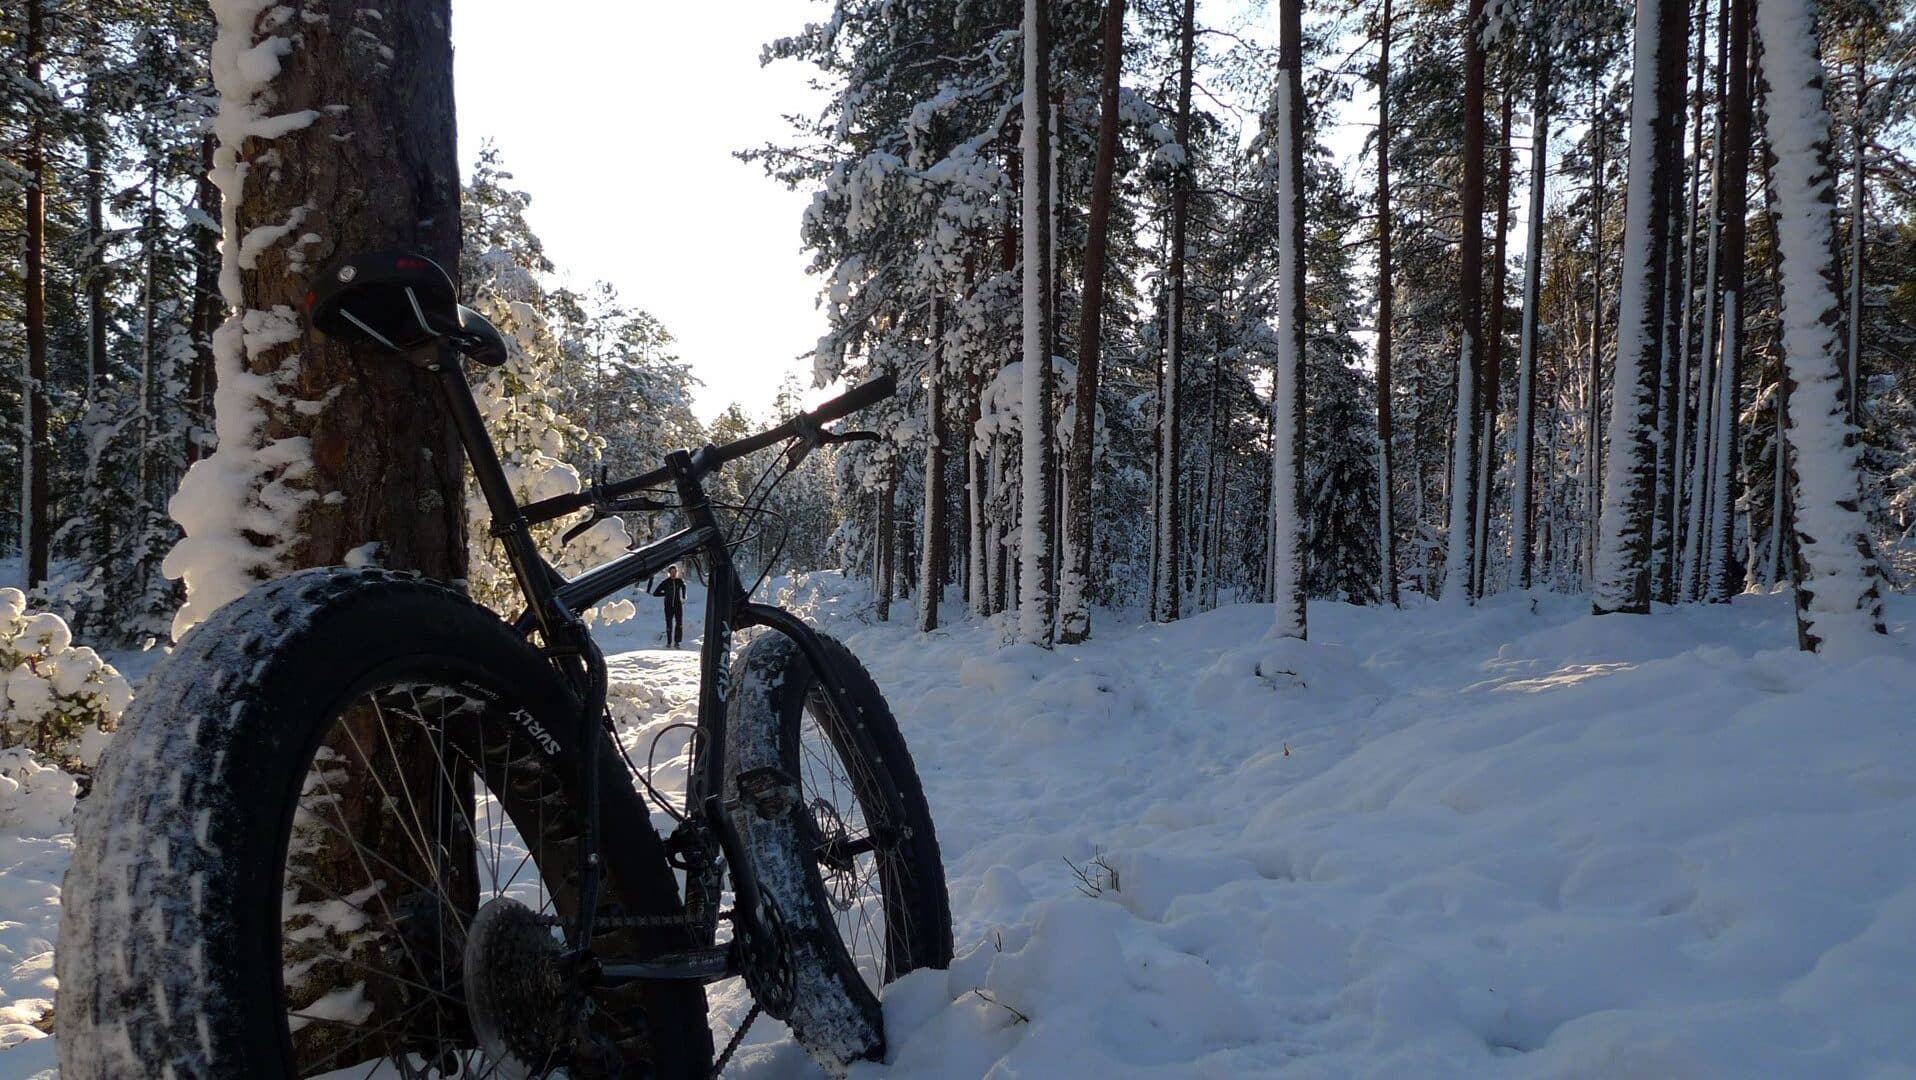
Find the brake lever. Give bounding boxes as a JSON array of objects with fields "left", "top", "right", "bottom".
[
  {"left": 821, "top": 430, "right": 879, "bottom": 445},
  {"left": 560, "top": 510, "right": 604, "bottom": 547}
]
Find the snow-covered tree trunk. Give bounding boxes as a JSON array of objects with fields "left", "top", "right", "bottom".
[
  {"left": 1752, "top": 0, "right": 1887, "bottom": 650},
  {"left": 1511, "top": 47, "right": 1550, "bottom": 591},
  {"left": 1583, "top": 103, "right": 1607, "bottom": 592},
  {"left": 968, "top": 367, "right": 988, "bottom": 615},
  {"left": 1472, "top": 89, "right": 1514, "bottom": 599},
  {"left": 1705, "top": 0, "right": 1754, "bottom": 602},
  {"left": 165, "top": 0, "right": 467, "bottom": 638},
  {"left": 1154, "top": 0, "right": 1196, "bottom": 624},
  {"left": 1843, "top": 49, "right": 1864, "bottom": 428},
  {"left": 1683, "top": 0, "right": 1730, "bottom": 602},
  {"left": 1594, "top": 0, "right": 1687, "bottom": 615},
  {"left": 1271, "top": 0, "right": 1308, "bottom": 639},
  {"left": 1442, "top": 0, "right": 1487, "bottom": 604},
  {"left": 1374, "top": 0, "right": 1399, "bottom": 606},
  {"left": 919, "top": 299, "right": 947, "bottom": 633},
  {"left": 1059, "top": 0, "right": 1123, "bottom": 646},
  {"left": 20, "top": 0, "right": 50, "bottom": 590},
  {"left": 1017, "top": 0, "right": 1056, "bottom": 647},
  {"left": 877, "top": 464, "right": 897, "bottom": 621},
  {"left": 1667, "top": 0, "right": 1710, "bottom": 601}
]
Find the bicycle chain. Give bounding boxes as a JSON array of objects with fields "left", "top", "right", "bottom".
[
  {"left": 592, "top": 911, "right": 710, "bottom": 930},
  {"left": 713, "top": 1003, "right": 762, "bottom": 1075}
]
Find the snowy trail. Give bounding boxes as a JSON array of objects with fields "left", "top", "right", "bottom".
[
  {"left": 721, "top": 590, "right": 1916, "bottom": 1078},
  {"left": 3, "top": 588, "right": 1913, "bottom": 1077}
]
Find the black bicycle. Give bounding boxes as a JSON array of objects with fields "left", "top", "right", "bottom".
[{"left": 57, "top": 250, "right": 952, "bottom": 1079}]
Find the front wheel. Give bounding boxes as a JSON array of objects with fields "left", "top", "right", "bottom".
[
  {"left": 57, "top": 568, "right": 712, "bottom": 1079},
  {"left": 724, "top": 630, "right": 952, "bottom": 1072}
]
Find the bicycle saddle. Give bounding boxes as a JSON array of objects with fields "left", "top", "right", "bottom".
[{"left": 305, "top": 250, "right": 508, "bottom": 366}]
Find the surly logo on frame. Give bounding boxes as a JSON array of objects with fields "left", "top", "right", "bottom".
[{"left": 511, "top": 707, "right": 561, "bottom": 755}]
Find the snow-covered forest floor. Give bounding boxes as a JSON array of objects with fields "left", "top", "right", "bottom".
[{"left": 4, "top": 582, "right": 1914, "bottom": 1077}]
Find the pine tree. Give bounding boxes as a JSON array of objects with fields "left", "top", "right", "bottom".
[
  {"left": 1753, "top": 0, "right": 1888, "bottom": 649},
  {"left": 1594, "top": 0, "right": 1688, "bottom": 615},
  {"left": 1271, "top": 0, "right": 1308, "bottom": 637}
]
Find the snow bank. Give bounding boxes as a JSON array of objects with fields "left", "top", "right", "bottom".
[
  {"left": 7, "top": 580, "right": 1913, "bottom": 1076},
  {"left": 727, "top": 585, "right": 1916, "bottom": 1076}
]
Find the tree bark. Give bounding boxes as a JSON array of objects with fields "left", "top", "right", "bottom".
[
  {"left": 1593, "top": 0, "right": 1687, "bottom": 615},
  {"left": 189, "top": 3, "right": 471, "bottom": 1059},
  {"left": 1018, "top": 0, "right": 1057, "bottom": 647},
  {"left": 1059, "top": 0, "right": 1123, "bottom": 645},
  {"left": 1511, "top": 45, "right": 1551, "bottom": 590},
  {"left": 1154, "top": 0, "right": 1195, "bottom": 624},
  {"left": 877, "top": 465, "right": 896, "bottom": 621},
  {"left": 1844, "top": 48, "right": 1864, "bottom": 427},
  {"left": 1706, "top": 0, "right": 1754, "bottom": 601},
  {"left": 1442, "top": 0, "right": 1487, "bottom": 604},
  {"left": 1375, "top": 0, "right": 1400, "bottom": 606},
  {"left": 1651, "top": 7, "right": 1696, "bottom": 607},
  {"left": 1752, "top": 0, "right": 1887, "bottom": 648},
  {"left": 21, "top": 0, "right": 51, "bottom": 589},
  {"left": 918, "top": 299, "right": 947, "bottom": 632},
  {"left": 1584, "top": 94, "right": 1607, "bottom": 591},
  {"left": 224, "top": 0, "right": 469, "bottom": 580},
  {"left": 1472, "top": 85, "right": 1516, "bottom": 598},
  {"left": 187, "top": 135, "right": 223, "bottom": 466},
  {"left": 1272, "top": 0, "right": 1308, "bottom": 638},
  {"left": 1682, "top": 0, "right": 1729, "bottom": 601}
]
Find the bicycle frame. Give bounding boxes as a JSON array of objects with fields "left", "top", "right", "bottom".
[{"left": 424, "top": 345, "right": 864, "bottom": 984}]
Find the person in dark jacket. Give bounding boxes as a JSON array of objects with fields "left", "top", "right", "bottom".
[{"left": 652, "top": 564, "right": 688, "bottom": 648}]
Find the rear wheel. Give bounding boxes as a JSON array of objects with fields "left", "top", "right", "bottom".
[
  {"left": 58, "top": 569, "right": 712, "bottom": 1079},
  {"left": 725, "top": 631, "right": 951, "bottom": 1072}
]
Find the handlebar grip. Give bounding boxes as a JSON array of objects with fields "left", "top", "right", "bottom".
[{"left": 813, "top": 373, "right": 896, "bottom": 425}]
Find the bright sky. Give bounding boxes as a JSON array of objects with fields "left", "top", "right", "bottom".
[{"left": 452, "top": 1, "right": 831, "bottom": 423}]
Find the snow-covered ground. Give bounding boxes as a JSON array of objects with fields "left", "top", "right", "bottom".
[{"left": 3, "top": 583, "right": 1913, "bottom": 1077}]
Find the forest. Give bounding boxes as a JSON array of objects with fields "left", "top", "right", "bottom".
[
  {"left": 3, "top": 0, "right": 1916, "bottom": 1075},
  {"left": 3, "top": 0, "right": 1913, "bottom": 666}
]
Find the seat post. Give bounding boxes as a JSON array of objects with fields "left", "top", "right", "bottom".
[{"left": 427, "top": 346, "right": 562, "bottom": 621}]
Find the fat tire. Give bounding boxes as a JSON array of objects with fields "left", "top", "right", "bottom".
[
  {"left": 724, "top": 630, "right": 951, "bottom": 1073},
  {"left": 56, "top": 567, "right": 713, "bottom": 1079}
]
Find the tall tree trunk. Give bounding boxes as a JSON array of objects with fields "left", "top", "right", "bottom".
[
  {"left": 1593, "top": 0, "right": 1688, "bottom": 615},
  {"left": 139, "top": 168, "right": 162, "bottom": 511},
  {"left": 1443, "top": 0, "right": 1488, "bottom": 604},
  {"left": 1154, "top": 0, "right": 1195, "bottom": 624},
  {"left": 1271, "top": 0, "right": 1308, "bottom": 638},
  {"left": 967, "top": 360, "right": 987, "bottom": 613},
  {"left": 1651, "top": 10, "right": 1696, "bottom": 607},
  {"left": 1671, "top": 0, "right": 1710, "bottom": 600},
  {"left": 179, "top": 2, "right": 472, "bottom": 1058},
  {"left": 21, "top": 0, "right": 50, "bottom": 589},
  {"left": 84, "top": 81, "right": 108, "bottom": 399},
  {"left": 1472, "top": 85, "right": 1516, "bottom": 597},
  {"left": 1844, "top": 48, "right": 1865, "bottom": 427},
  {"left": 1752, "top": 0, "right": 1887, "bottom": 649},
  {"left": 171, "top": 0, "right": 469, "bottom": 635},
  {"left": 877, "top": 466, "right": 896, "bottom": 621},
  {"left": 1374, "top": 0, "right": 1399, "bottom": 606},
  {"left": 1018, "top": 0, "right": 1057, "bottom": 647},
  {"left": 1060, "top": 0, "right": 1121, "bottom": 645},
  {"left": 187, "top": 134, "right": 222, "bottom": 466},
  {"left": 1584, "top": 94, "right": 1607, "bottom": 591},
  {"left": 1511, "top": 46, "right": 1551, "bottom": 590},
  {"left": 919, "top": 300, "right": 947, "bottom": 632},
  {"left": 1683, "top": 0, "right": 1729, "bottom": 601},
  {"left": 1706, "top": 0, "right": 1753, "bottom": 601}
]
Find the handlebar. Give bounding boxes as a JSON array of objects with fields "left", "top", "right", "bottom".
[{"left": 519, "top": 373, "right": 896, "bottom": 526}]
